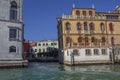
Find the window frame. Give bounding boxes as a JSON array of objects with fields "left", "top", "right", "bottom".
[
  {"left": 77, "top": 23, "right": 81, "bottom": 30},
  {"left": 109, "top": 23, "right": 114, "bottom": 31},
  {"left": 89, "top": 11, "right": 93, "bottom": 16},
  {"left": 102, "top": 49, "right": 107, "bottom": 55},
  {"left": 66, "top": 37, "right": 72, "bottom": 44},
  {"left": 89, "top": 23, "right": 94, "bottom": 31},
  {"left": 78, "top": 37, "right": 82, "bottom": 43},
  {"left": 85, "top": 37, "right": 89, "bottom": 43},
  {"left": 102, "top": 37, "right": 106, "bottom": 42},
  {"left": 84, "top": 22, "right": 88, "bottom": 31},
  {"left": 85, "top": 49, "right": 91, "bottom": 56},
  {"left": 66, "top": 22, "right": 70, "bottom": 30},
  {"left": 83, "top": 11, "right": 86, "bottom": 16},
  {"left": 100, "top": 23, "right": 105, "bottom": 31},
  {"left": 10, "top": 1, "right": 17, "bottom": 20},
  {"left": 76, "top": 10, "right": 80, "bottom": 16},
  {"left": 35, "top": 49, "right": 37, "bottom": 52},
  {"left": 38, "top": 44, "right": 41, "bottom": 46},
  {"left": 94, "top": 49, "right": 99, "bottom": 55},
  {"left": 73, "top": 49, "right": 80, "bottom": 56},
  {"left": 9, "top": 27, "right": 18, "bottom": 41},
  {"left": 9, "top": 46, "right": 16, "bottom": 53}
]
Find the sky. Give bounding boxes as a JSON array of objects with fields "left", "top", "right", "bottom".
[{"left": 23, "top": 0, "right": 120, "bottom": 42}]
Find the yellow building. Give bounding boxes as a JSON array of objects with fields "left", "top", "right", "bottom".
[{"left": 57, "top": 6, "right": 120, "bottom": 65}]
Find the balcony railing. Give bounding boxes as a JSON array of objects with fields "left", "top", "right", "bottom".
[
  {"left": 62, "top": 15, "right": 119, "bottom": 20},
  {"left": 64, "top": 30, "right": 115, "bottom": 35},
  {"left": 66, "top": 42, "right": 107, "bottom": 48}
]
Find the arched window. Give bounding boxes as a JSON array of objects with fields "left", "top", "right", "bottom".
[
  {"left": 76, "top": 10, "right": 80, "bottom": 16},
  {"left": 89, "top": 23, "right": 94, "bottom": 31},
  {"left": 111, "top": 37, "right": 115, "bottom": 46},
  {"left": 10, "top": 1, "right": 17, "bottom": 20},
  {"left": 77, "top": 23, "right": 81, "bottom": 30},
  {"left": 102, "top": 37, "right": 106, "bottom": 42},
  {"left": 66, "top": 37, "right": 72, "bottom": 43},
  {"left": 109, "top": 23, "right": 113, "bottom": 31},
  {"left": 100, "top": 23, "right": 104, "bottom": 31},
  {"left": 83, "top": 11, "right": 86, "bottom": 16},
  {"left": 78, "top": 37, "right": 82, "bottom": 43},
  {"left": 66, "top": 22, "right": 70, "bottom": 30},
  {"left": 10, "top": 46, "right": 16, "bottom": 53},
  {"left": 84, "top": 22, "right": 88, "bottom": 30},
  {"left": 89, "top": 11, "right": 93, "bottom": 16}
]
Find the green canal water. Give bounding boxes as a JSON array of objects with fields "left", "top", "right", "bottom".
[{"left": 0, "top": 62, "right": 120, "bottom": 80}]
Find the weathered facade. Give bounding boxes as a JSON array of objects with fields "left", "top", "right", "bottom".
[
  {"left": 57, "top": 6, "right": 120, "bottom": 65},
  {"left": 0, "top": 0, "right": 27, "bottom": 67}
]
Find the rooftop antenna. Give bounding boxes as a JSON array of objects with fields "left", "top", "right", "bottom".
[
  {"left": 92, "top": 4, "right": 95, "bottom": 8},
  {"left": 116, "top": 5, "right": 119, "bottom": 9},
  {"left": 73, "top": 3, "right": 75, "bottom": 8}
]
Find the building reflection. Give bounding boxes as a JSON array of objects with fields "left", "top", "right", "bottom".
[{"left": 62, "top": 64, "right": 120, "bottom": 73}]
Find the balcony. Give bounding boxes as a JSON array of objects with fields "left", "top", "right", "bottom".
[
  {"left": 66, "top": 42, "right": 107, "bottom": 48},
  {"left": 62, "top": 15, "right": 119, "bottom": 20}
]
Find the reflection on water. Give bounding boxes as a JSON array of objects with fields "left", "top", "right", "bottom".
[
  {"left": 0, "top": 62, "right": 120, "bottom": 80},
  {"left": 63, "top": 64, "right": 120, "bottom": 72}
]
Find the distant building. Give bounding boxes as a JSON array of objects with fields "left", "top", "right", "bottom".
[
  {"left": 29, "top": 41, "right": 36, "bottom": 54},
  {"left": 57, "top": 5, "right": 120, "bottom": 65},
  {"left": 0, "top": 0, "right": 27, "bottom": 67},
  {"left": 33, "top": 40, "right": 58, "bottom": 54},
  {"left": 24, "top": 41, "right": 30, "bottom": 54},
  {"left": 23, "top": 40, "right": 36, "bottom": 58}
]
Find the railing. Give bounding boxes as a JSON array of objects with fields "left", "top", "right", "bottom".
[
  {"left": 62, "top": 15, "right": 119, "bottom": 20},
  {"left": 64, "top": 30, "right": 116, "bottom": 35},
  {"left": 66, "top": 42, "right": 107, "bottom": 48}
]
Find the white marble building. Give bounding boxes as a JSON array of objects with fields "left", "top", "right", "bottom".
[{"left": 0, "top": 0, "right": 27, "bottom": 67}]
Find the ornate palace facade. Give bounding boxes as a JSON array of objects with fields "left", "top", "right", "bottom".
[{"left": 57, "top": 6, "right": 120, "bottom": 65}]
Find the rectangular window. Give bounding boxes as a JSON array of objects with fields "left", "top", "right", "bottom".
[
  {"left": 106, "top": 15, "right": 118, "bottom": 20},
  {"left": 94, "top": 49, "right": 99, "bottom": 55},
  {"left": 85, "top": 49, "right": 91, "bottom": 56},
  {"left": 102, "top": 49, "right": 107, "bottom": 55},
  {"left": 43, "top": 49, "right": 45, "bottom": 52},
  {"left": 35, "top": 49, "right": 37, "bottom": 52},
  {"left": 9, "top": 28, "right": 17, "bottom": 40},
  {"left": 39, "top": 49, "right": 41, "bottom": 52},
  {"left": 73, "top": 49, "right": 79, "bottom": 56},
  {"left": 54, "top": 43, "right": 57, "bottom": 45},
  {"left": 10, "top": 10, "right": 17, "bottom": 20}
]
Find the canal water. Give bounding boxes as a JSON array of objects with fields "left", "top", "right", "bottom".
[{"left": 0, "top": 62, "right": 120, "bottom": 80}]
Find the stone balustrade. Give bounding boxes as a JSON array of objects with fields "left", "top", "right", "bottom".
[
  {"left": 62, "top": 15, "right": 119, "bottom": 20},
  {"left": 66, "top": 42, "right": 107, "bottom": 48}
]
